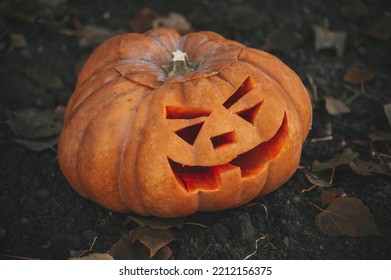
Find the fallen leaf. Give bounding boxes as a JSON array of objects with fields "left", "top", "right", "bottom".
[
  {"left": 9, "top": 33, "right": 28, "bottom": 51},
  {"left": 343, "top": 66, "right": 375, "bottom": 85},
  {"left": 78, "top": 25, "right": 125, "bottom": 49},
  {"left": 384, "top": 103, "right": 391, "bottom": 129},
  {"left": 312, "top": 148, "right": 359, "bottom": 172},
  {"left": 324, "top": 96, "right": 351, "bottom": 116},
  {"left": 262, "top": 30, "right": 303, "bottom": 53},
  {"left": 125, "top": 215, "right": 184, "bottom": 229},
  {"left": 14, "top": 137, "right": 58, "bottom": 151},
  {"left": 349, "top": 159, "right": 391, "bottom": 176},
  {"left": 129, "top": 227, "right": 174, "bottom": 258},
  {"left": 316, "top": 197, "right": 380, "bottom": 237},
  {"left": 313, "top": 25, "right": 347, "bottom": 56},
  {"left": 320, "top": 188, "right": 346, "bottom": 206},
  {"left": 25, "top": 67, "right": 64, "bottom": 91},
  {"left": 340, "top": 0, "right": 371, "bottom": 21},
  {"left": 69, "top": 253, "right": 114, "bottom": 260},
  {"left": 152, "top": 12, "right": 193, "bottom": 35},
  {"left": 366, "top": 15, "right": 391, "bottom": 41},
  {"left": 305, "top": 172, "right": 334, "bottom": 187},
  {"left": 108, "top": 227, "right": 174, "bottom": 260},
  {"left": 6, "top": 108, "right": 63, "bottom": 139},
  {"left": 129, "top": 7, "right": 160, "bottom": 33}
]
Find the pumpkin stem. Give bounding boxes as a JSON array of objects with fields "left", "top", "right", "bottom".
[{"left": 162, "top": 50, "right": 199, "bottom": 78}]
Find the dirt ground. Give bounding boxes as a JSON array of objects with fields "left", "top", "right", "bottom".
[{"left": 1, "top": 0, "right": 390, "bottom": 260}]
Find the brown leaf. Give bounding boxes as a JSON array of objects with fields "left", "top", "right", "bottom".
[
  {"left": 312, "top": 148, "right": 359, "bottom": 172},
  {"left": 125, "top": 215, "right": 184, "bottom": 229},
  {"left": 108, "top": 227, "right": 174, "bottom": 260},
  {"left": 340, "top": 0, "right": 371, "bottom": 21},
  {"left": 366, "top": 15, "right": 391, "bottom": 41},
  {"left": 316, "top": 197, "right": 380, "bottom": 237},
  {"left": 384, "top": 103, "right": 391, "bottom": 129},
  {"left": 305, "top": 172, "right": 334, "bottom": 187},
  {"left": 349, "top": 159, "right": 391, "bottom": 176},
  {"left": 320, "top": 188, "right": 346, "bottom": 207},
  {"left": 152, "top": 12, "right": 193, "bottom": 35},
  {"left": 129, "top": 227, "right": 174, "bottom": 258},
  {"left": 324, "top": 96, "right": 351, "bottom": 116},
  {"left": 25, "top": 67, "right": 63, "bottom": 91},
  {"left": 6, "top": 108, "right": 63, "bottom": 139},
  {"left": 129, "top": 8, "right": 160, "bottom": 33},
  {"left": 343, "top": 66, "right": 375, "bottom": 85},
  {"left": 368, "top": 132, "right": 391, "bottom": 142}
]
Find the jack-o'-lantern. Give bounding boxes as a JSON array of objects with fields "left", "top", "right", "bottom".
[{"left": 58, "top": 28, "right": 312, "bottom": 217}]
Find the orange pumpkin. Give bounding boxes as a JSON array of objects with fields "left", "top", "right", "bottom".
[{"left": 58, "top": 28, "right": 312, "bottom": 217}]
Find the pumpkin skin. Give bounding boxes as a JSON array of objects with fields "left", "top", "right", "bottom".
[{"left": 58, "top": 28, "right": 312, "bottom": 217}]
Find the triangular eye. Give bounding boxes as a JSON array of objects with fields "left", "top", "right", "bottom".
[
  {"left": 223, "top": 76, "right": 254, "bottom": 109},
  {"left": 236, "top": 101, "right": 263, "bottom": 124},
  {"left": 175, "top": 122, "right": 204, "bottom": 145}
]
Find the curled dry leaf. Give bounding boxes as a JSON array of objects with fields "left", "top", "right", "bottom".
[
  {"left": 108, "top": 227, "right": 174, "bottom": 260},
  {"left": 152, "top": 12, "right": 193, "bottom": 35},
  {"left": 305, "top": 172, "right": 334, "bottom": 187},
  {"left": 313, "top": 25, "right": 347, "bottom": 56},
  {"left": 25, "top": 67, "right": 64, "bottom": 91},
  {"left": 312, "top": 148, "right": 359, "bottom": 172},
  {"left": 316, "top": 197, "right": 380, "bottom": 237},
  {"left": 324, "top": 96, "right": 351, "bottom": 116},
  {"left": 343, "top": 66, "right": 375, "bottom": 85}
]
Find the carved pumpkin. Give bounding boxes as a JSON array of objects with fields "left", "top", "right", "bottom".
[{"left": 58, "top": 28, "right": 312, "bottom": 217}]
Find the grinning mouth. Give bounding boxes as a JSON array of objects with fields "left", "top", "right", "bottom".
[{"left": 168, "top": 114, "right": 288, "bottom": 193}]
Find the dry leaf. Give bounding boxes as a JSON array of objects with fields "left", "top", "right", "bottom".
[
  {"left": 324, "top": 96, "right": 351, "bottom": 116},
  {"left": 340, "top": 0, "right": 371, "bottom": 21},
  {"left": 349, "top": 159, "right": 391, "bottom": 176},
  {"left": 366, "top": 15, "right": 391, "bottom": 41},
  {"left": 9, "top": 33, "right": 28, "bottom": 51},
  {"left": 78, "top": 25, "right": 125, "bottom": 49},
  {"left": 152, "top": 12, "right": 193, "bottom": 35},
  {"left": 320, "top": 188, "right": 345, "bottom": 206},
  {"left": 25, "top": 67, "right": 64, "bottom": 91},
  {"left": 108, "top": 227, "right": 174, "bottom": 260},
  {"left": 313, "top": 25, "right": 347, "bottom": 56},
  {"left": 6, "top": 108, "right": 63, "bottom": 139},
  {"left": 129, "top": 8, "right": 160, "bottom": 33},
  {"left": 384, "top": 103, "right": 391, "bottom": 129},
  {"left": 316, "top": 197, "right": 380, "bottom": 237},
  {"left": 129, "top": 227, "right": 174, "bottom": 258},
  {"left": 125, "top": 215, "right": 184, "bottom": 229},
  {"left": 262, "top": 30, "right": 303, "bottom": 53},
  {"left": 69, "top": 253, "right": 114, "bottom": 260},
  {"left": 343, "top": 66, "right": 375, "bottom": 85},
  {"left": 305, "top": 172, "right": 334, "bottom": 187},
  {"left": 312, "top": 148, "right": 359, "bottom": 172},
  {"left": 14, "top": 137, "right": 58, "bottom": 151}
]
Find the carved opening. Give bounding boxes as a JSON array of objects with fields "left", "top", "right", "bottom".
[
  {"left": 210, "top": 130, "right": 237, "bottom": 149},
  {"left": 166, "top": 106, "right": 211, "bottom": 119},
  {"left": 236, "top": 101, "right": 263, "bottom": 124},
  {"left": 168, "top": 158, "right": 220, "bottom": 193},
  {"left": 230, "top": 114, "right": 288, "bottom": 177},
  {"left": 223, "top": 76, "right": 254, "bottom": 109},
  {"left": 175, "top": 122, "right": 204, "bottom": 145}
]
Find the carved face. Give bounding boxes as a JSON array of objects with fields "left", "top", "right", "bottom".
[{"left": 58, "top": 28, "right": 311, "bottom": 217}]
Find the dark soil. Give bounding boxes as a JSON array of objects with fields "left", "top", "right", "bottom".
[{"left": 1, "top": 0, "right": 390, "bottom": 260}]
